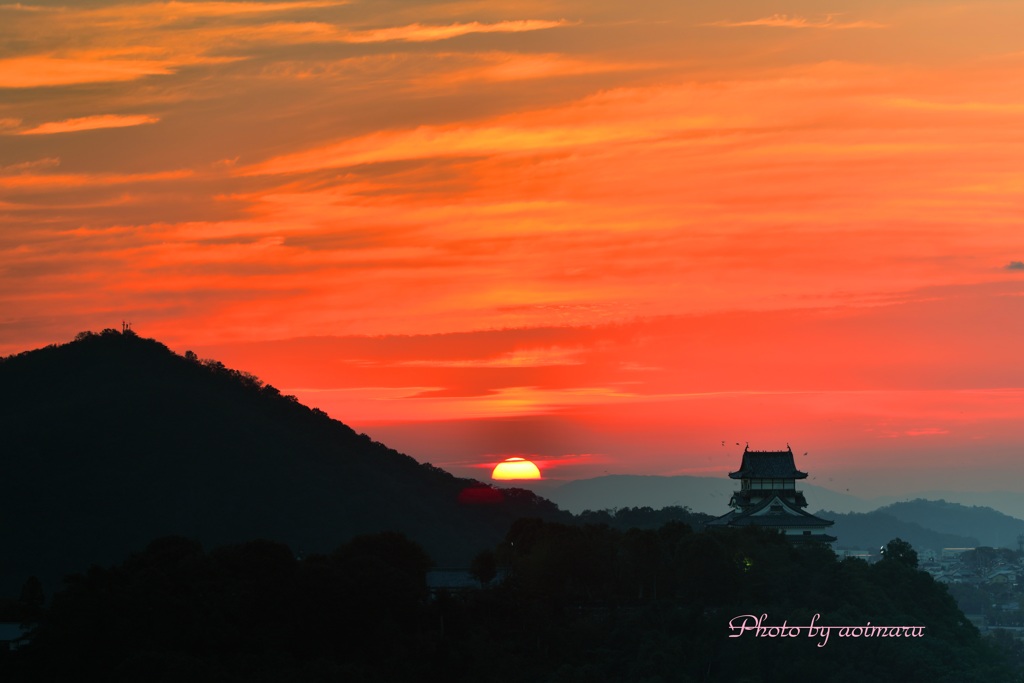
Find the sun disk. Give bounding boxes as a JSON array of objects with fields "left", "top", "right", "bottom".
[{"left": 491, "top": 456, "right": 542, "bottom": 480}]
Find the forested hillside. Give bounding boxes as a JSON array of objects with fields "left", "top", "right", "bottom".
[
  {"left": 0, "top": 329, "right": 567, "bottom": 594},
  {"left": 0, "top": 525, "right": 1010, "bottom": 682}
]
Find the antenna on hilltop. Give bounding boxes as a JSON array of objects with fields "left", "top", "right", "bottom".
[{"left": 121, "top": 320, "right": 133, "bottom": 334}]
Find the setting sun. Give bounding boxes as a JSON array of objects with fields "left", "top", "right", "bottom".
[
  {"left": 5, "top": 0, "right": 1024, "bottom": 497},
  {"left": 491, "top": 457, "right": 542, "bottom": 481}
]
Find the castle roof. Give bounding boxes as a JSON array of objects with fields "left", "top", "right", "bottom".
[
  {"left": 728, "top": 446, "right": 807, "bottom": 480},
  {"left": 706, "top": 494, "right": 834, "bottom": 530}
]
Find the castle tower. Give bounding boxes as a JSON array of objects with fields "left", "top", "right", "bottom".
[{"left": 706, "top": 446, "right": 835, "bottom": 543}]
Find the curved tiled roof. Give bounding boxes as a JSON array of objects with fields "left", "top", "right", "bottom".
[
  {"left": 730, "top": 489, "right": 808, "bottom": 509},
  {"left": 728, "top": 446, "right": 808, "bottom": 480},
  {"left": 707, "top": 494, "right": 834, "bottom": 528}
]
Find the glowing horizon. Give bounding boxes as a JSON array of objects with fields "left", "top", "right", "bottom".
[{"left": 4, "top": 0, "right": 1024, "bottom": 496}]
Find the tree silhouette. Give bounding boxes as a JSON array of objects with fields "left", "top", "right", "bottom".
[
  {"left": 470, "top": 549, "right": 497, "bottom": 586},
  {"left": 880, "top": 537, "right": 919, "bottom": 568}
]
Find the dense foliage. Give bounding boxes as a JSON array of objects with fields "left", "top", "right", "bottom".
[
  {"left": 575, "top": 505, "right": 713, "bottom": 531},
  {"left": 1, "top": 525, "right": 1013, "bottom": 682}
]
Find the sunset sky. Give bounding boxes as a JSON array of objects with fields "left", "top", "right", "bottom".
[{"left": 3, "top": 0, "right": 1024, "bottom": 496}]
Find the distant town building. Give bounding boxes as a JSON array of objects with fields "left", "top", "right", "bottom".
[
  {"left": 706, "top": 446, "right": 836, "bottom": 543},
  {"left": 838, "top": 549, "right": 875, "bottom": 562},
  {"left": 0, "top": 623, "right": 29, "bottom": 651}
]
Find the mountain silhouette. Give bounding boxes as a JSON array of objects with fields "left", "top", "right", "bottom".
[
  {"left": 818, "top": 509, "right": 978, "bottom": 553},
  {"left": 878, "top": 498, "right": 1024, "bottom": 549},
  {"left": 0, "top": 329, "right": 568, "bottom": 595}
]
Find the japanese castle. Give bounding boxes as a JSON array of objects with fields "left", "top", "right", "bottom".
[{"left": 706, "top": 446, "right": 836, "bottom": 543}]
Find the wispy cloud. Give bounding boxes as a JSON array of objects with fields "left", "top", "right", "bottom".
[
  {"left": 0, "top": 3, "right": 50, "bottom": 10},
  {"left": 339, "top": 19, "right": 570, "bottom": 44},
  {"left": 397, "top": 346, "right": 585, "bottom": 368},
  {"left": 59, "top": 0, "right": 348, "bottom": 26},
  {"left": 886, "top": 98, "right": 1024, "bottom": 113},
  {"left": 0, "top": 157, "right": 59, "bottom": 174},
  {"left": 241, "top": 119, "right": 656, "bottom": 175},
  {"left": 0, "top": 169, "right": 191, "bottom": 190},
  {"left": 19, "top": 114, "right": 159, "bottom": 135},
  {"left": 706, "top": 14, "right": 887, "bottom": 30},
  {"left": 0, "top": 11, "right": 568, "bottom": 88},
  {"left": 431, "top": 52, "right": 645, "bottom": 86},
  {"left": 241, "top": 85, "right": 719, "bottom": 176},
  {"left": 901, "top": 427, "right": 951, "bottom": 437},
  {"left": 0, "top": 56, "right": 177, "bottom": 88},
  {"left": 1005, "top": 261, "right": 1024, "bottom": 271},
  {"left": 0, "top": 1, "right": 340, "bottom": 89}
]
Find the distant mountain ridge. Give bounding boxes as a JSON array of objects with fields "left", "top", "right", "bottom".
[
  {"left": 819, "top": 510, "right": 979, "bottom": 552},
  {"left": 0, "top": 330, "right": 568, "bottom": 595},
  {"left": 820, "top": 498, "right": 1024, "bottom": 552},
  {"left": 546, "top": 475, "right": 1024, "bottom": 552},
  {"left": 545, "top": 473, "right": 1024, "bottom": 521},
  {"left": 877, "top": 498, "right": 1024, "bottom": 549}
]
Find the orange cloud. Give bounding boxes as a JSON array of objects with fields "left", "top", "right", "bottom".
[
  {"left": 339, "top": 19, "right": 570, "bottom": 43},
  {"left": 886, "top": 97, "right": 1024, "bottom": 112},
  {"left": 901, "top": 427, "right": 952, "bottom": 437},
  {"left": 430, "top": 51, "right": 649, "bottom": 86},
  {"left": 19, "top": 114, "right": 159, "bottom": 135},
  {"left": 0, "top": 5, "right": 567, "bottom": 90},
  {"left": 706, "top": 14, "right": 887, "bottom": 30},
  {"left": 9, "top": 0, "right": 349, "bottom": 27},
  {"left": 241, "top": 85, "right": 721, "bottom": 175},
  {"left": 0, "top": 169, "right": 192, "bottom": 189},
  {"left": 0, "top": 56, "right": 176, "bottom": 88},
  {"left": 0, "top": 2, "right": 342, "bottom": 89},
  {"left": 0, "top": 157, "right": 58, "bottom": 174},
  {"left": 94, "top": 0, "right": 347, "bottom": 21}
]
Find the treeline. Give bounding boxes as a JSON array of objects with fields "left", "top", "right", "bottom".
[
  {"left": 3, "top": 534, "right": 434, "bottom": 682},
  {"left": 2, "top": 523, "right": 1013, "bottom": 682},
  {"left": 574, "top": 504, "right": 713, "bottom": 531}
]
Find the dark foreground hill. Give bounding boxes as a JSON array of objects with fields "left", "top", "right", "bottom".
[
  {"left": 0, "top": 329, "right": 568, "bottom": 595},
  {"left": 2, "top": 525, "right": 1014, "bottom": 682}
]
